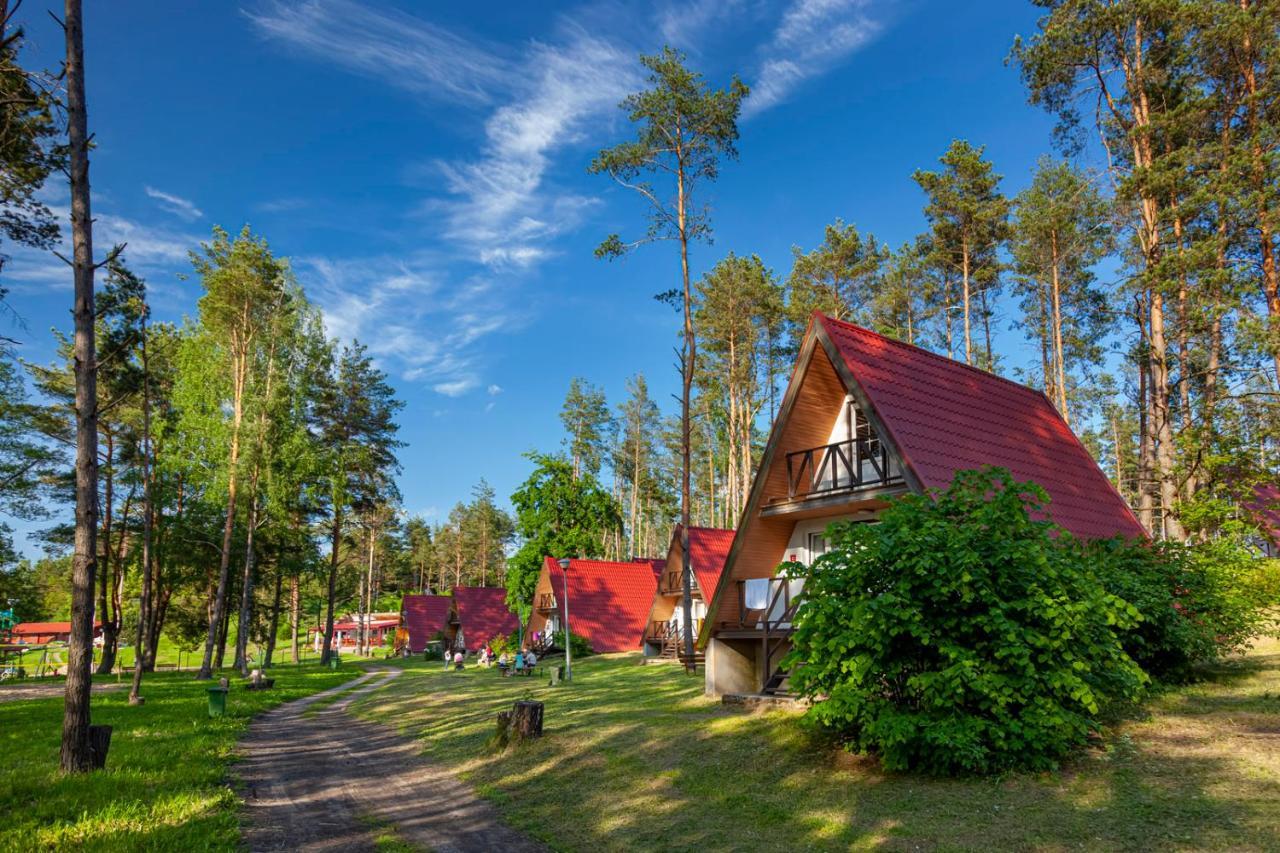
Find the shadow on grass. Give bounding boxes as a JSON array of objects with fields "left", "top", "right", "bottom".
[
  {"left": 0, "top": 663, "right": 357, "bottom": 851},
  {"left": 354, "top": 643, "right": 1280, "bottom": 852}
]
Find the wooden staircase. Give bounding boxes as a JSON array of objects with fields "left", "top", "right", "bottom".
[{"left": 659, "top": 634, "right": 705, "bottom": 668}]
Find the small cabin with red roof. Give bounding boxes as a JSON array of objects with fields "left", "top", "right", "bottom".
[
  {"left": 1244, "top": 484, "right": 1280, "bottom": 557},
  {"left": 701, "top": 313, "right": 1147, "bottom": 698},
  {"left": 526, "top": 557, "right": 660, "bottom": 653},
  {"left": 400, "top": 594, "right": 452, "bottom": 653},
  {"left": 10, "top": 621, "right": 101, "bottom": 645},
  {"left": 642, "top": 525, "right": 734, "bottom": 661},
  {"left": 445, "top": 587, "right": 520, "bottom": 652}
]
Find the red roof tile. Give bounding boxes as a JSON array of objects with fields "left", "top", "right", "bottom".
[
  {"left": 685, "top": 526, "right": 735, "bottom": 596},
  {"left": 400, "top": 595, "right": 451, "bottom": 652},
  {"left": 542, "top": 557, "right": 659, "bottom": 653},
  {"left": 817, "top": 314, "right": 1147, "bottom": 541},
  {"left": 11, "top": 622, "right": 100, "bottom": 636},
  {"left": 451, "top": 587, "right": 519, "bottom": 650},
  {"left": 1244, "top": 484, "right": 1280, "bottom": 545}
]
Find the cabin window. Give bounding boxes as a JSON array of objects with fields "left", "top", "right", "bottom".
[
  {"left": 808, "top": 531, "right": 828, "bottom": 561},
  {"left": 744, "top": 578, "right": 770, "bottom": 610}
]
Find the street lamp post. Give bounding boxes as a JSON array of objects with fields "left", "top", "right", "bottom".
[{"left": 557, "top": 557, "right": 572, "bottom": 682}]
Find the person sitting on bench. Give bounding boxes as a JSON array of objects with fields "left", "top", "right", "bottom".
[
  {"left": 523, "top": 647, "right": 537, "bottom": 675},
  {"left": 514, "top": 650, "right": 525, "bottom": 675},
  {"left": 497, "top": 651, "right": 511, "bottom": 675}
]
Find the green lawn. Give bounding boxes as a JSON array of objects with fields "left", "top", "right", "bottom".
[
  {"left": 0, "top": 662, "right": 360, "bottom": 851},
  {"left": 353, "top": 638, "right": 1280, "bottom": 852}
]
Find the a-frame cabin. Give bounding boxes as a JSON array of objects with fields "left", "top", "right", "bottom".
[
  {"left": 700, "top": 313, "right": 1147, "bottom": 699},
  {"left": 641, "top": 525, "right": 734, "bottom": 662}
]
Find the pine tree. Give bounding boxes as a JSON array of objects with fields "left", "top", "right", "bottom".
[
  {"left": 1009, "top": 157, "right": 1112, "bottom": 424},
  {"left": 559, "top": 378, "right": 611, "bottom": 480},
  {"left": 312, "top": 342, "right": 403, "bottom": 664},
  {"left": 786, "top": 220, "right": 888, "bottom": 335},
  {"left": 591, "top": 47, "right": 747, "bottom": 666},
  {"left": 913, "top": 140, "right": 1010, "bottom": 369}
]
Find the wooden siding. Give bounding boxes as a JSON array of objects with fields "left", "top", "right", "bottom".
[
  {"left": 708, "top": 344, "right": 846, "bottom": 630},
  {"left": 525, "top": 563, "right": 557, "bottom": 638}
]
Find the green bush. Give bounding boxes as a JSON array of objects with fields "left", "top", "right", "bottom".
[
  {"left": 1085, "top": 532, "right": 1273, "bottom": 681},
  {"left": 550, "top": 628, "right": 594, "bottom": 658},
  {"left": 787, "top": 467, "right": 1147, "bottom": 775}
]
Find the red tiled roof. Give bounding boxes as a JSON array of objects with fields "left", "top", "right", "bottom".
[
  {"left": 327, "top": 618, "right": 399, "bottom": 632},
  {"left": 12, "top": 622, "right": 100, "bottom": 635},
  {"left": 817, "top": 314, "right": 1147, "bottom": 541},
  {"left": 400, "top": 595, "right": 451, "bottom": 652},
  {"left": 543, "top": 557, "right": 659, "bottom": 653},
  {"left": 452, "top": 587, "right": 519, "bottom": 650},
  {"left": 1245, "top": 484, "right": 1280, "bottom": 545},
  {"left": 685, "top": 527, "right": 735, "bottom": 596}
]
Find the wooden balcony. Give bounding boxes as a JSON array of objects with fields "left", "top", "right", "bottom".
[
  {"left": 716, "top": 577, "right": 804, "bottom": 637},
  {"left": 659, "top": 570, "right": 702, "bottom": 596},
  {"left": 536, "top": 593, "right": 557, "bottom": 613},
  {"left": 784, "top": 436, "right": 901, "bottom": 501},
  {"left": 645, "top": 614, "right": 706, "bottom": 640}
]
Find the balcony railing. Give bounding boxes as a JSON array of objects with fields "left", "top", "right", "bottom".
[
  {"left": 732, "top": 576, "right": 805, "bottom": 631},
  {"left": 536, "top": 593, "right": 557, "bottom": 612},
  {"left": 645, "top": 618, "right": 703, "bottom": 641},
  {"left": 784, "top": 436, "right": 901, "bottom": 500},
  {"left": 660, "top": 570, "right": 701, "bottom": 595}
]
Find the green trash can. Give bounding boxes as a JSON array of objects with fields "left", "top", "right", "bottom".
[
  {"left": 328, "top": 654, "right": 340, "bottom": 671},
  {"left": 207, "top": 686, "right": 229, "bottom": 718}
]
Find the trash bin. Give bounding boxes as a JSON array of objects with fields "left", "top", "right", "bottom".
[
  {"left": 327, "top": 654, "right": 340, "bottom": 671},
  {"left": 207, "top": 686, "right": 229, "bottom": 718}
]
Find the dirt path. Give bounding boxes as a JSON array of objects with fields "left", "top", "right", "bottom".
[
  {"left": 0, "top": 680, "right": 125, "bottom": 704},
  {"left": 237, "top": 669, "right": 545, "bottom": 853}
]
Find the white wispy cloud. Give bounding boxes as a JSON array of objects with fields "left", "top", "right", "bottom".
[
  {"left": 487, "top": 384, "right": 503, "bottom": 395},
  {"left": 301, "top": 254, "right": 524, "bottom": 397},
  {"left": 656, "top": 0, "right": 745, "bottom": 49},
  {"left": 431, "top": 26, "right": 637, "bottom": 266},
  {"left": 244, "top": 0, "right": 510, "bottom": 104},
  {"left": 144, "top": 186, "right": 204, "bottom": 221},
  {"left": 250, "top": 6, "right": 642, "bottom": 395},
  {"left": 744, "top": 0, "right": 883, "bottom": 118},
  {"left": 3, "top": 204, "right": 198, "bottom": 297}
]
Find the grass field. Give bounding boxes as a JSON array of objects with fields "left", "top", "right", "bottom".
[
  {"left": 354, "top": 638, "right": 1280, "bottom": 852},
  {"left": 0, "top": 662, "right": 361, "bottom": 851},
  {"left": 4, "top": 632, "right": 352, "bottom": 678}
]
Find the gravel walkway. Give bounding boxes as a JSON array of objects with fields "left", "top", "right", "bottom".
[
  {"left": 0, "top": 680, "right": 125, "bottom": 704},
  {"left": 237, "top": 669, "right": 545, "bottom": 853}
]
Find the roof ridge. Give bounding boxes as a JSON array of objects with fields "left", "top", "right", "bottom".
[{"left": 819, "top": 313, "right": 1049, "bottom": 398}]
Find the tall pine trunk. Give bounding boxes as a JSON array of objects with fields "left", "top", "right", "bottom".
[
  {"left": 60, "top": 0, "right": 99, "bottom": 772},
  {"left": 289, "top": 574, "right": 300, "bottom": 664},
  {"left": 321, "top": 506, "right": 342, "bottom": 664},
  {"left": 233, "top": 488, "right": 260, "bottom": 676},
  {"left": 677, "top": 158, "right": 696, "bottom": 667},
  {"left": 198, "top": 383, "right": 242, "bottom": 679},
  {"left": 95, "top": 434, "right": 116, "bottom": 674},
  {"left": 129, "top": 313, "right": 154, "bottom": 704}
]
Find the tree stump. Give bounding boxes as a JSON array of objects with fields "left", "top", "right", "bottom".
[
  {"left": 88, "top": 724, "right": 112, "bottom": 770},
  {"left": 510, "top": 701, "right": 544, "bottom": 739}
]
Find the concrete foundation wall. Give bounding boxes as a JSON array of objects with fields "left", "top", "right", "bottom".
[{"left": 705, "top": 637, "right": 758, "bottom": 696}]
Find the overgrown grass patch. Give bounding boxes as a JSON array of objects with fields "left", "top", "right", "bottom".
[
  {"left": 355, "top": 638, "right": 1280, "bottom": 851},
  {"left": 0, "top": 662, "right": 358, "bottom": 850}
]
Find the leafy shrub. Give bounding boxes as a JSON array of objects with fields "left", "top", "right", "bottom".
[
  {"left": 787, "top": 467, "right": 1147, "bottom": 775},
  {"left": 1085, "top": 531, "right": 1274, "bottom": 681},
  {"left": 549, "top": 629, "right": 593, "bottom": 658}
]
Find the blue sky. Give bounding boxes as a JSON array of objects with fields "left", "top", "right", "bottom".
[{"left": 3, "top": 0, "right": 1085, "bottom": 551}]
